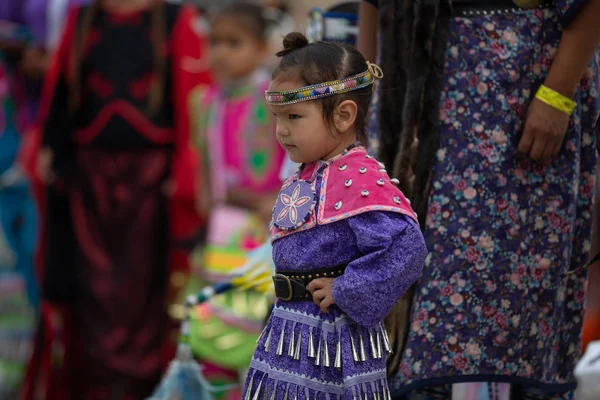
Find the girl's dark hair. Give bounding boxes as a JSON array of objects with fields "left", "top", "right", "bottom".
[
  {"left": 213, "top": 2, "right": 271, "bottom": 42},
  {"left": 69, "top": 0, "right": 167, "bottom": 117},
  {"left": 274, "top": 32, "right": 372, "bottom": 141}
]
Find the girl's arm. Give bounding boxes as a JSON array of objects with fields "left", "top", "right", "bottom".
[
  {"left": 357, "top": 1, "right": 378, "bottom": 62},
  {"left": 330, "top": 212, "right": 427, "bottom": 327},
  {"left": 517, "top": 0, "right": 600, "bottom": 161}
]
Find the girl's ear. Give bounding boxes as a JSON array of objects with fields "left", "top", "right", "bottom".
[{"left": 333, "top": 100, "right": 358, "bottom": 134}]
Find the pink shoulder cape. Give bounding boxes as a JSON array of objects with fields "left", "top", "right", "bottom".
[{"left": 270, "top": 146, "right": 418, "bottom": 241}]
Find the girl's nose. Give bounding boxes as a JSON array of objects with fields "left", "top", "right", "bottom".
[{"left": 276, "top": 123, "right": 289, "bottom": 137}]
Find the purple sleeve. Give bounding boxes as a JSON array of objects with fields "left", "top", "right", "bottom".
[{"left": 331, "top": 212, "right": 427, "bottom": 327}]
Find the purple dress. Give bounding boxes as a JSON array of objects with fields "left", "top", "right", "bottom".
[
  {"left": 243, "top": 148, "right": 427, "bottom": 399},
  {"left": 389, "top": 1, "right": 600, "bottom": 398}
]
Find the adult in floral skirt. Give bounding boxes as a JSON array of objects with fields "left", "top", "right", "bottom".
[{"left": 361, "top": 0, "right": 600, "bottom": 398}]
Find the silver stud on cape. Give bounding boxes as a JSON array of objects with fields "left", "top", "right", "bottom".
[
  {"left": 345, "top": 179, "right": 352, "bottom": 188},
  {"left": 339, "top": 164, "right": 347, "bottom": 171},
  {"left": 361, "top": 190, "right": 369, "bottom": 197},
  {"left": 359, "top": 167, "right": 367, "bottom": 174},
  {"left": 393, "top": 196, "right": 401, "bottom": 205},
  {"left": 335, "top": 201, "right": 342, "bottom": 211},
  {"left": 390, "top": 178, "right": 400, "bottom": 184},
  {"left": 377, "top": 179, "right": 384, "bottom": 186}
]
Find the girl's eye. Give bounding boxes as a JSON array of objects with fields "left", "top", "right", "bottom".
[{"left": 289, "top": 114, "right": 301, "bottom": 120}]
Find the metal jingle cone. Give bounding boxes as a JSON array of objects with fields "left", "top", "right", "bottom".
[
  {"left": 308, "top": 327, "right": 316, "bottom": 358},
  {"left": 276, "top": 323, "right": 286, "bottom": 356},
  {"left": 288, "top": 328, "right": 296, "bottom": 357},
  {"left": 334, "top": 337, "right": 342, "bottom": 368},
  {"left": 251, "top": 376, "right": 264, "bottom": 400},
  {"left": 323, "top": 335, "right": 330, "bottom": 367},
  {"left": 315, "top": 335, "right": 322, "bottom": 366},
  {"left": 349, "top": 330, "right": 359, "bottom": 362},
  {"left": 244, "top": 373, "right": 255, "bottom": 400},
  {"left": 380, "top": 324, "right": 391, "bottom": 353},
  {"left": 294, "top": 332, "right": 302, "bottom": 360},
  {"left": 359, "top": 332, "right": 367, "bottom": 362},
  {"left": 376, "top": 329, "right": 382, "bottom": 359},
  {"left": 369, "top": 329, "right": 377, "bottom": 359},
  {"left": 264, "top": 326, "right": 273, "bottom": 352},
  {"left": 256, "top": 325, "right": 268, "bottom": 344}
]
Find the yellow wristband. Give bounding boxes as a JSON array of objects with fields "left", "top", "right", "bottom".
[{"left": 535, "top": 84, "right": 577, "bottom": 115}]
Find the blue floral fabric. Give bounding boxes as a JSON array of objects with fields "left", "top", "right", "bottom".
[{"left": 390, "top": 7, "right": 600, "bottom": 397}]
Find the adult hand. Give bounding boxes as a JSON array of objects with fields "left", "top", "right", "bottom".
[
  {"left": 307, "top": 278, "right": 336, "bottom": 313},
  {"left": 517, "top": 97, "right": 570, "bottom": 162}
]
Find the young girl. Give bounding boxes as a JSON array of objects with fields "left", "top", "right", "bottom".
[
  {"left": 242, "top": 32, "right": 427, "bottom": 400},
  {"left": 33, "top": 0, "right": 210, "bottom": 397},
  {"left": 187, "top": 2, "right": 285, "bottom": 394}
]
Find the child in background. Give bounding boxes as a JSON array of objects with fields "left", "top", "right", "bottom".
[
  {"left": 243, "top": 32, "right": 427, "bottom": 399},
  {"left": 187, "top": 2, "right": 285, "bottom": 396}
]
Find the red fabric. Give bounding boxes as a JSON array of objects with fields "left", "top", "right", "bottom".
[
  {"left": 163, "top": 5, "right": 212, "bottom": 363},
  {"left": 70, "top": 148, "right": 170, "bottom": 394},
  {"left": 167, "top": 4, "right": 211, "bottom": 298},
  {"left": 72, "top": 99, "right": 173, "bottom": 144},
  {"left": 21, "top": 302, "right": 76, "bottom": 400}
]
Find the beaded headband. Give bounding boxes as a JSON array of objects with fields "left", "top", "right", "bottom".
[{"left": 265, "top": 61, "right": 384, "bottom": 106}]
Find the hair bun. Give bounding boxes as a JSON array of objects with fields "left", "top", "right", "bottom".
[{"left": 276, "top": 32, "right": 309, "bottom": 57}]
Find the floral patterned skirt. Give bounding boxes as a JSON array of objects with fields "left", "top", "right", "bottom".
[{"left": 391, "top": 7, "right": 600, "bottom": 398}]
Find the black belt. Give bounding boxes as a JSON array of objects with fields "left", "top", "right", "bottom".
[
  {"left": 452, "top": 0, "right": 552, "bottom": 15},
  {"left": 273, "top": 266, "right": 345, "bottom": 301}
]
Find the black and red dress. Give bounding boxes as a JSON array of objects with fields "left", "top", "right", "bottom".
[{"left": 24, "top": 2, "right": 211, "bottom": 398}]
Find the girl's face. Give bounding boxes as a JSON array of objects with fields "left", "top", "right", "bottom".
[
  {"left": 209, "top": 17, "right": 267, "bottom": 83},
  {"left": 267, "top": 78, "right": 358, "bottom": 164}
]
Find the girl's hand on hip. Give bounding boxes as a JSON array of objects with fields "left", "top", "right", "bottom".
[
  {"left": 307, "top": 278, "right": 336, "bottom": 313},
  {"left": 517, "top": 98, "right": 570, "bottom": 162}
]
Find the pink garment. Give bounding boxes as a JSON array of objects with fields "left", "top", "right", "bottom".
[
  {"left": 201, "top": 72, "right": 285, "bottom": 202},
  {"left": 271, "top": 145, "right": 417, "bottom": 241}
]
